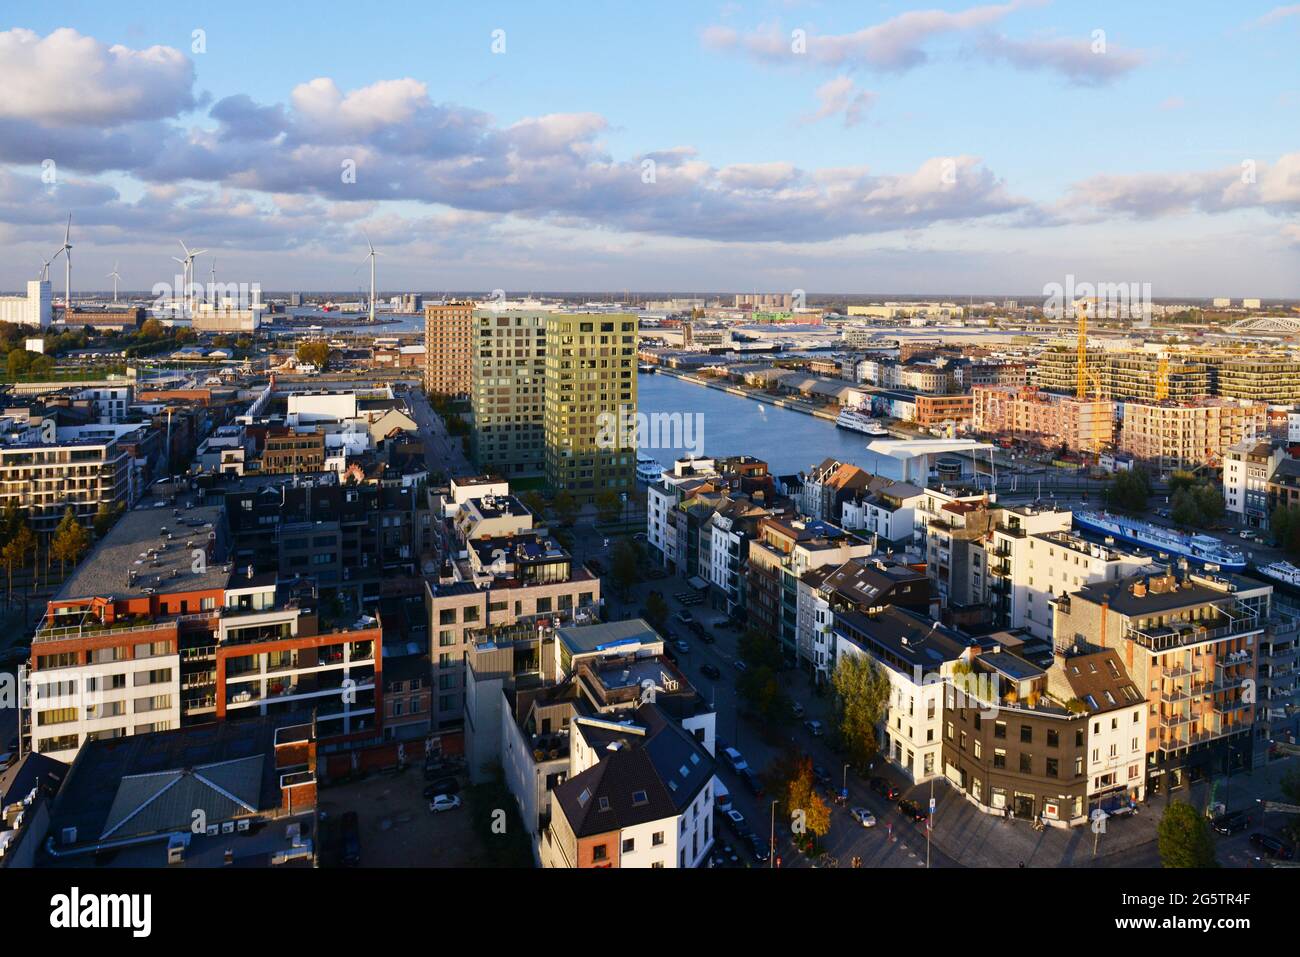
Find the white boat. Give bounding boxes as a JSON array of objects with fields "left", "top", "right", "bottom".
[
  {"left": 1257, "top": 561, "right": 1300, "bottom": 587},
  {"left": 636, "top": 453, "right": 663, "bottom": 484},
  {"left": 1073, "top": 510, "right": 1246, "bottom": 571},
  {"left": 836, "top": 408, "right": 889, "bottom": 437}
]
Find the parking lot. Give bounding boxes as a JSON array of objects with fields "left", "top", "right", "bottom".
[{"left": 317, "top": 760, "right": 531, "bottom": 868}]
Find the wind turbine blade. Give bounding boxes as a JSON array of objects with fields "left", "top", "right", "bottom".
[{"left": 64, "top": 213, "right": 71, "bottom": 243}]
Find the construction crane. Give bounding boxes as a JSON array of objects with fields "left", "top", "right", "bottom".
[{"left": 1076, "top": 300, "right": 1088, "bottom": 400}]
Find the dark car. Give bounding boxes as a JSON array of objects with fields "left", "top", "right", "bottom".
[
  {"left": 812, "top": 765, "right": 832, "bottom": 787},
  {"left": 699, "top": 663, "right": 721, "bottom": 681},
  {"left": 870, "top": 777, "right": 901, "bottom": 801},
  {"left": 340, "top": 811, "right": 361, "bottom": 867},
  {"left": 1211, "top": 809, "right": 1250, "bottom": 835},
  {"left": 1250, "top": 833, "right": 1295, "bottom": 860},
  {"left": 424, "top": 777, "right": 460, "bottom": 798},
  {"left": 739, "top": 767, "right": 764, "bottom": 797},
  {"left": 897, "top": 799, "right": 927, "bottom": 824},
  {"left": 747, "top": 833, "right": 770, "bottom": 862}
]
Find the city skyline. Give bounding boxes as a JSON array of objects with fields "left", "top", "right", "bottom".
[{"left": 0, "top": 2, "right": 1297, "bottom": 296}]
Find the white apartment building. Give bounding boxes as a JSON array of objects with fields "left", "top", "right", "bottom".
[
  {"left": 841, "top": 482, "right": 925, "bottom": 543},
  {"left": 833, "top": 606, "right": 969, "bottom": 784},
  {"left": 1223, "top": 439, "right": 1285, "bottom": 530},
  {"left": 27, "top": 634, "right": 180, "bottom": 762},
  {"left": 990, "top": 522, "right": 1151, "bottom": 642},
  {"left": 0, "top": 280, "right": 52, "bottom": 328}
]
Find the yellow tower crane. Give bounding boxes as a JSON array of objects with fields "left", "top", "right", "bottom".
[
  {"left": 1076, "top": 300, "right": 1088, "bottom": 399},
  {"left": 1154, "top": 355, "right": 1170, "bottom": 402}
]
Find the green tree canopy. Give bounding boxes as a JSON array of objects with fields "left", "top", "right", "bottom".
[
  {"left": 830, "top": 652, "right": 892, "bottom": 771},
  {"left": 1157, "top": 800, "right": 1218, "bottom": 868},
  {"left": 50, "top": 508, "right": 91, "bottom": 576}
]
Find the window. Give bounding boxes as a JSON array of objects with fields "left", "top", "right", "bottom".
[
  {"left": 994, "top": 721, "right": 1007, "bottom": 739},
  {"left": 1046, "top": 758, "right": 1059, "bottom": 778},
  {"left": 632, "top": 790, "right": 649, "bottom": 806},
  {"left": 1046, "top": 729, "right": 1059, "bottom": 748},
  {"left": 652, "top": 831, "right": 664, "bottom": 846},
  {"left": 591, "top": 844, "right": 607, "bottom": 862},
  {"left": 1020, "top": 725, "right": 1032, "bottom": 744},
  {"left": 993, "top": 748, "right": 1007, "bottom": 769},
  {"left": 1019, "top": 753, "right": 1032, "bottom": 773}
]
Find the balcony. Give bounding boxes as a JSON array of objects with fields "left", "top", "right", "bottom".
[{"left": 1126, "top": 614, "right": 1259, "bottom": 652}]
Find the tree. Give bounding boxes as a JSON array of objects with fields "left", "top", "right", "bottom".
[
  {"left": 1157, "top": 800, "right": 1218, "bottom": 868},
  {"left": 769, "top": 752, "right": 832, "bottom": 851},
  {"left": 92, "top": 501, "right": 124, "bottom": 539},
  {"left": 830, "top": 652, "right": 892, "bottom": 771},
  {"left": 1168, "top": 469, "right": 1198, "bottom": 493},
  {"left": 610, "top": 539, "right": 641, "bottom": 596},
  {"left": 0, "top": 523, "right": 35, "bottom": 605},
  {"left": 140, "top": 317, "right": 165, "bottom": 338},
  {"left": 295, "top": 340, "right": 331, "bottom": 369},
  {"left": 5, "top": 349, "right": 32, "bottom": 378},
  {"left": 28, "top": 354, "right": 54, "bottom": 378},
  {"left": 519, "top": 491, "right": 547, "bottom": 521},
  {"left": 50, "top": 508, "right": 91, "bottom": 578},
  {"left": 1170, "top": 480, "right": 1225, "bottom": 530},
  {"left": 736, "top": 629, "right": 789, "bottom": 725},
  {"left": 595, "top": 490, "right": 622, "bottom": 525},
  {"left": 644, "top": 590, "right": 668, "bottom": 628},
  {"left": 553, "top": 490, "right": 578, "bottom": 526},
  {"left": 1104, "top": 469, "right": 1151, "bottom": 513}
]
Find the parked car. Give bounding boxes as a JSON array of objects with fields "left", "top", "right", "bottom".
[
  {"left": 725, "top": 808, "right": 752, "bottom": 839},
  {"left": 424, "top": 777, "right": 460, "bottom": 798},
  {"left": 714, "top": 780, "right": 733, "bottom": 813},
  {"left": 739, "top": 767, "right": 764, "bottom": 797},
  {"left": 790, "top": 701, "right": 805, "bottom": 719},
  {"left": 850, "top": 807, "right": 878, "bottom": 828},
  {"left": 804, "top": 719, "right": 825, "bottom": 737},
  {"left": 734, "top": 659, "right": 748, "bottom": 673},
  {"left": 812, "top": 765, "right": 832, "bottom": 787},
  {"left": 1250, "top": 833, "right": 1295, "bottom": 860},
  {"left": 722, "top": 747, "right": 749, "bottom": 774},
  {"left": 897, "top": 799, "right": 927, "bottom": 823},
  {"left": 675, "top": 610, "right": 694, "bottom": 625},
  {"left": 700, "top": 663, "right": 721, "bottom": 681},
  {"left": 696, "top": 626, "right": 715, "bottom": 644},
  {"left": 747, "top": 833, "right": 770, "bottom": 862},
  {"left": 430, "top": 794, "right": 462, "bottom": 813},
  {"left": 869, "top": 777, "right": 901, "bottom": 801},
  {"left": 674, "top": 639, "right": 691, "bottom": 655},
  {"left": 1211, "top": 809, "right": 1250, "bottom": 835}
]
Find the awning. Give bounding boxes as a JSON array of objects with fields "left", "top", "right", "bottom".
[{"left": 687, "top": 576, "right": 710, "bottom": 591}]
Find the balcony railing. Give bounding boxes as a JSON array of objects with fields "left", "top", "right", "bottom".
[{"left": 1126, "top": 616, "right": 1259, "bottom": 652}]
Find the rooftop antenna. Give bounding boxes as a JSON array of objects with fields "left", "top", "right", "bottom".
[
  {"left": 209, "top": 259, "right": 216, "bottom": 303},
  {"left": 107, "top": 261, "right": 121, "bottom": 303}
]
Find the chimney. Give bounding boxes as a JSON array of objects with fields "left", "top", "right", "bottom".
[{"left": 1131, "top": 579, "right": 1147, "bottom": 598}]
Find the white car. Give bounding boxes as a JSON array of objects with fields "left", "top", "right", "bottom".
[
  {"left": 430, "top": 794, "right": 462, "bottom": 813},
  {"left": 722, "top": 747, "right": 749, "bottom": 774},
  {"left": 805, "top": 719, "right": 825, "bottom": 737},
  {"left": 850, "top": 807, "right": 877, "bottom": 828}
]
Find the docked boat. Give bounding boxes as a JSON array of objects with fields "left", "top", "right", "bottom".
[
  {"left": 836, "top": 408, "right": 890, "bottom": 437},
  {"left": 636, "top": 453, "right": 663, "bottom": 484},
  {"left": 1072, "top": 510, "right": 1247, "bottom": 571},
  {"left": 1257, "top": 560, "right": 1300, "bottom": 587}
]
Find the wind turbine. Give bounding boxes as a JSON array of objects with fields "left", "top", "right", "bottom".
[
  {"left": 50, "top": 214, "right": 73, "bottom": 309},
  {"left": 363, "top": 233, "right": 377, "bottom": 323},
  {"left": 37, "top": 255, "right": 54, "bottom": 282},
  {"left": 209, "top": 259, "right": 216, "bottom": 304},
  {"left": 175, "top": 240, "right": 207, "bottom": 317},
  {"left": 107, "top": 261, "right": 121, "bottom": 303}
]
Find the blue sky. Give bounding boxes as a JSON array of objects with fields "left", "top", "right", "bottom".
[{"left": 1, "top": 1, "right": 1297, "bottom": 296}]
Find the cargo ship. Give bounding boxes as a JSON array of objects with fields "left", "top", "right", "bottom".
[{"left": 1072, "top": 510, "right": 1247, "bottom": 571}]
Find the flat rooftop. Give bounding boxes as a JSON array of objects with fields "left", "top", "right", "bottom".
[{"left": 53, "top": 495, "right": 231, "bottom": 603}]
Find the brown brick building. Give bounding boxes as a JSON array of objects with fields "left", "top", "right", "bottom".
[{"left": 424, "top": 301, "right": 474, "bottom": 399}]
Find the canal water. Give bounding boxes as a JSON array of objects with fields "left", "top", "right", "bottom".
[{"left": 636, "top": 372, "right": 886, "bottom": 477}]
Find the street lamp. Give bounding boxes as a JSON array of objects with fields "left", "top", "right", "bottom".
[{"left": 769, "top": 799, "right": 778, "bottom": 869}]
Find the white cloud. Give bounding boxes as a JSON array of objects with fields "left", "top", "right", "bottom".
[
  {"left": 804, "top": 77, "right": 877, "bottom": 126},
  {"left": 0, "top": 28, "right": 195, "bottom": 126}
]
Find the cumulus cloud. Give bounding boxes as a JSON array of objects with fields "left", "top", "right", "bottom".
[
  {"left": 0, "top": 29, "right": 1035, "bottom": 246},
  {"left": 0, "top": 28, "right": 195, "bottom": 126},
  {"left": 1062, "top": 153, "right": 1300, "bottom": 218},
  {"left": 702, "top": 2, "right": 1145, "bottom": 84},
  {"left": 804, "top": 77, "right": 877, "bottom": 126},
  {"left": 973, "top": 33, "right": 1144, "bottom": 86}
]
